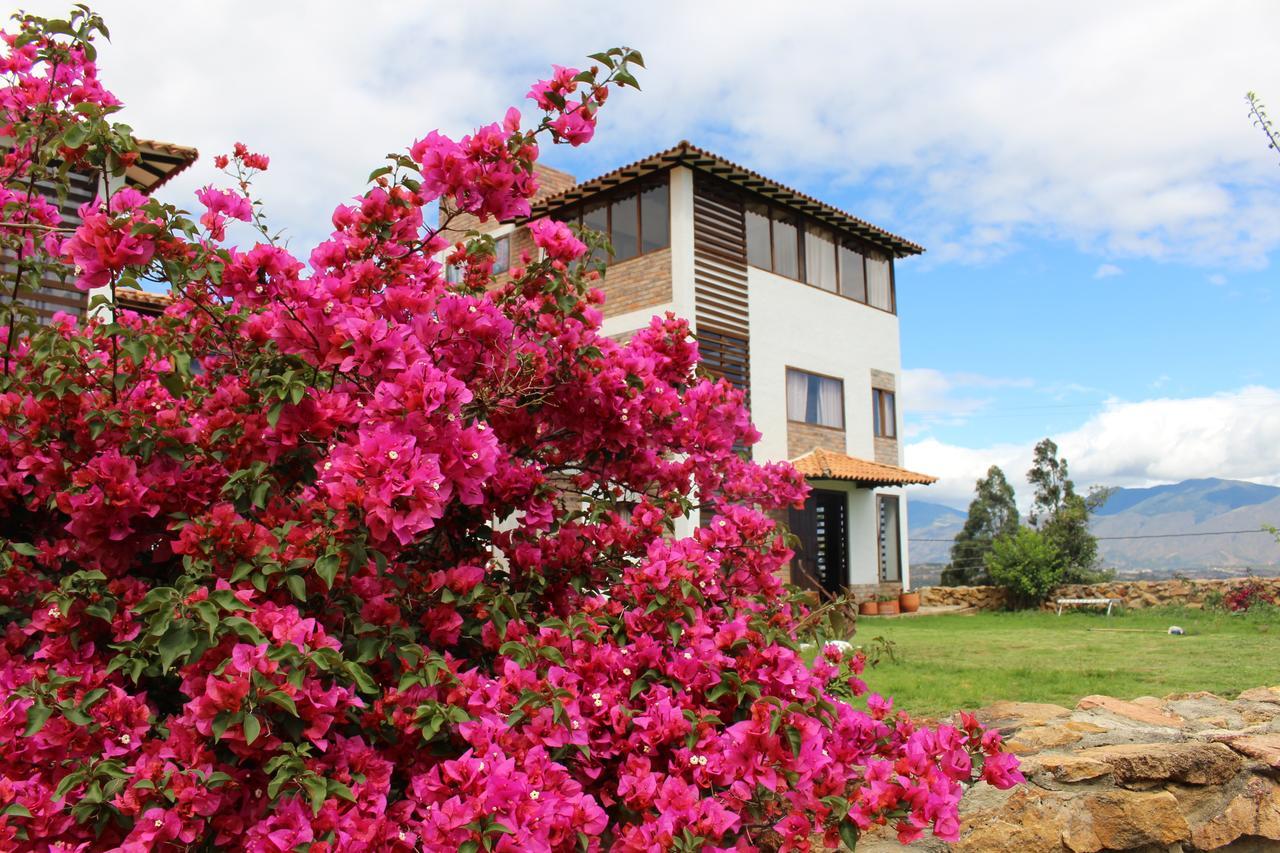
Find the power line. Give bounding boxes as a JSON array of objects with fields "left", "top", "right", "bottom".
[{"left": 909, "top": 528, "right": 1274, "bottom": 543}]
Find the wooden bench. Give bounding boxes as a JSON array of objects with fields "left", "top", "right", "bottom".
[{"left": 1055, "top": 597, "right": 1119, "bottom": 616}]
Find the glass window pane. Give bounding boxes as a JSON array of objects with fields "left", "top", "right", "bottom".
[
  {"left": 839, "top": 244, "right": 866, "bottom": 302},
  {"left": 745, "top": 202, "right": 771, "bottom": 269},
  {"left": 772, "top": 215, "right": 799, "bottom": 279},
  {"left": 804, "top": 226, "right": 837, "bottom": 291},
  {"left": 611, "top": 194, "right": 638, "bottom": 261},
  {"left": 786, "top": 368, "right": 807, "bottom": 420},
  {"left": 789, "top": 369, "right": 843, "bottom": 428},
  {"left": 867, "top": 251, "right": 892, "bottom": 311},
  {"left": 883, "top": 391, "right": 896, "bottom": 437},
  {"left": 815, "top": 375, "right": 843, "bottom": 428},
  {"left": 493, "top": 235, "right": 510, "bottom": 274},
  {"left": 640, "top": 184, "right": 669, "bottom": 253},
  {"left": 583, "top": 203, "right": 609, "bottom": 265}
]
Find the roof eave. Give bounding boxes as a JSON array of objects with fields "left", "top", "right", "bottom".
[{"left": 522, "top": 141, "right": 925, "bottom": 258}]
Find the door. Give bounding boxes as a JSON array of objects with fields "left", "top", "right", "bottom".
[
  {"left": 789, "top": 489, "right": 848, "bottom": 596},
  {"left": 878, "top": 494, "right": 902, "bottom": 582}
]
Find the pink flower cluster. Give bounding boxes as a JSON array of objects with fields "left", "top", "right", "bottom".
[{"left": 0, "top": 18, "right": 1020, "bottom": 852}]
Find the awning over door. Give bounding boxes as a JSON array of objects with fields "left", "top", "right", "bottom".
[{"left": 789, "top": 447, "right": 937, "bottom": 487}]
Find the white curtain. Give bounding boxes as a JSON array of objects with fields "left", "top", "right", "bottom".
[
  {"left": 786, "top": 370, "right": 807, "bottom": 421},
  {"left": 867, "top": 254, "right": 892, "bottom": 310},
  {"left": 816, "top": 376, "right": 843, "bottom": 428}
]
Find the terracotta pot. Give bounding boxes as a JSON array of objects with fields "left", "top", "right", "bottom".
[
  {"left": 878, "top": 599, "right": 900, "bottom": 616},
  {"left": 899, "top": 591, "right": 921, "bottom": 613},
  {"left": 858, "top": 600, "right": 879, "bottom": 616}
]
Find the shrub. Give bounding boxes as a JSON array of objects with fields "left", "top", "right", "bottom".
[
  {"left": 0, "top": 9, "right": 1021, "bottom": 849},
  {"left": 1222, "top": 579, "right": 1278, "bottom": 613},
  {"left": 984, "top": 527, "right": 1065, "bottom": 609}
]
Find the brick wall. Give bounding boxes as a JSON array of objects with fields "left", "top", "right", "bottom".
[
  {"left": 532, "top": 163, "right": 576, "bottom": 201},
  {"left": 874, "top": 436, "right": 900, "bottom": 466},
  {"left": 597, "top": 248, "right": 672, "bottom": 318},
  {"left": 870, "top": 368, "right": 898, "bottom": 464},
  {"left": 787, "top": 421, "right": 846, "bottom": 459}
]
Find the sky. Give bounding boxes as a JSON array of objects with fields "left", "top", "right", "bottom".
[{"left": 21, "top": 0, "right": 1280, "bottom": 509}]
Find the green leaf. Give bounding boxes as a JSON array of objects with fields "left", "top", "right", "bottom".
[
  {"left": 328, "top": 780, "right": 357, "bottom": 803},
  {"left": 2, "top": 802, "right": 32, "bottom": 818},
  {"left": 314, "top": 553, "right": 340, "bottom": 589},
  {"left": 286, "top": 574, "right": 307, "bottom": 602},
  {"left": 243, "top": 713, "right": 262, "bottom": 745},
  {"left": 786, "top": 726, "right": 803, "bottom": 758},
  {"left": 263, "top": 690, "right": 298, "bottom": 716},
  {"left": 838, "top": 817, "right": 860, "bottom": 850},
  {"left": 23, "top": 704, "right": 52, "bottom": 737},
  {"left": 158, "top": 623, "right": 195, "bottom": 672},
  {"left": 10, "top": 542, "right": 38, "bottom": 556},
  {"left": 301, "top": 774, "right": 326, "bottom": 815}
]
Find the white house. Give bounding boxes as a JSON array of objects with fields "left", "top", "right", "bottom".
[{"left": 448, "top": 142, "right": 938, "bottom": 599}]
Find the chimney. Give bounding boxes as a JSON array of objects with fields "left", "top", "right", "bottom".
[{"left": 532, "top": 162, "right": 577, "bottom": 202}]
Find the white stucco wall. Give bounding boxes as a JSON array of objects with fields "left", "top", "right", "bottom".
[{"left": 745, "top": 267, "right": 908, "bottom": 587}]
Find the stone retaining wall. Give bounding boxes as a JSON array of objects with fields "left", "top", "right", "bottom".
[
  {"left": 860, "top": 685, "right": 1280, "bottom": 852},
  {"left": 918, "top": 577, "right": 1280, "bottom": 612}
]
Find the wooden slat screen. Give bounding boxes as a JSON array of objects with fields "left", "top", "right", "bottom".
[
  {"left": 0, "top": 169, "right": 95, "bottom": 324},
  {"left": 692, "top": 175, "right": 750, "bottom": 401}
]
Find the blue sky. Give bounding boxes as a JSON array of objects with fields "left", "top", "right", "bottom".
[{"left": 23, "top": 0, "right": 1280, "bottom": 507}]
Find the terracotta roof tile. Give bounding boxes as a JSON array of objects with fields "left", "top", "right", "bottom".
[
  {"left": 116, "top": 287, "right": 173, "bottom": 315},
  {"left": 790, "top": 447, "right": 936, "bottom": 486}
]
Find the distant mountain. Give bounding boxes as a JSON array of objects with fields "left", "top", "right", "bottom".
[
  {"left": 908, "top": 478, "right": 1280, "bottom": 576},
  {"left": 1093, "top": 478, "right": 1280, "bottom": 521},
  {"left": 910, "top": 500, "right": 967, "bottom": 527}
]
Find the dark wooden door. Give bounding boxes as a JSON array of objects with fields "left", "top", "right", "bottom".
[{"left": 789, "top": 489, "right": 848, "bottom": 596}]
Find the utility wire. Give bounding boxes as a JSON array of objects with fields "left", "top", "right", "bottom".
[{"left": 909, "top": 528, "right": 1274, "bottom": 543}]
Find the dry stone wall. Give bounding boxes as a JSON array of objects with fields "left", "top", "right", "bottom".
[
  {"left": 918, "top": 578, "right": 1280, "bottom": 612},
  {"left": 859, "top": 685, "right": 1280, "bottom": 852}
]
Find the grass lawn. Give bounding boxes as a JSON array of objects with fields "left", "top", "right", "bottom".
[{"left": 840, "top": 606, "right": 1280, "bottom": 719}]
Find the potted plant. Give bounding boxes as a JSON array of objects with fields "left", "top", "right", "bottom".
[
  {"left": 858, "top": 598, "right": 879, "bottom": 616},
  {"left": 877, "top": 593, "right": 900, "bottom": 616},
  {"left": 899, "top": 588, "right": 921, "bottom": 613}
]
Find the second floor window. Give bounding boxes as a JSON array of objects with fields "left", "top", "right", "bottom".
[
  {"left": 787, "top": 368, "right": 844, "bottom": 429},
  {"left": 873, "top": 388, "right": 896, "bottom": 438},
  {"left": 444, "top": 233, "right": 510, "bottom": 282},
  {"left": 746, "top": 200, "right": 896, "bottom": 312},
  {"left": 572, "top": 181, "right": 670, "bottom": 264},
  {"left": 493, "top": 234, "right": 510, "bottom": 274}
]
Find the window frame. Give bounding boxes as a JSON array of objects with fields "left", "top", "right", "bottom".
[
  {"left": 742, "top": 194, "right": 898, "bottom": 315},
  {"left": 786, "top": 366, "right": 846, "bottom": 430},
  {"left": 877, "top": 493, "right": 902, "bottom": 582},
  {"left": 872, "top": 387, "right": 897, "bottom": 439},
  {"left": 549, "top": 175, "right": 671, "bottom": 266}
]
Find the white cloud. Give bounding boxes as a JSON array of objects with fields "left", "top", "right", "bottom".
[
  {"left": 906, "top": 386, "right": 1280, "bottom": 508},
  {"left": 1208, "top": 273, "right": 1229, "bottom": 286},
  {"left": 899, "top": 368, "right": 1033, "bottom": 436},
  {"left": 15, "top": 0, "right": 1280, "bottom": 268},
  {"left": 1093, "top": 263, "right": 1123, "bottom": 279}
]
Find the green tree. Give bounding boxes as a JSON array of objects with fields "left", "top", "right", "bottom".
[
  {"left": 1026, "top": 439, "right": 1109, "bottom": 582},
  {"left": 985, "top": 527, "right": 1065, "bottom": 608},
  {"left": 944, "top": 465, "right": 1020, "bottom": 586}
]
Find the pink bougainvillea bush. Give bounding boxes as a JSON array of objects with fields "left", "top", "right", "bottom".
[{"left": 0, "top": 9, "right": 1020, "bottom": 851}]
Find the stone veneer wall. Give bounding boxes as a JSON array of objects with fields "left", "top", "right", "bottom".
[
  {"left": 597, "top": 248, "right": 672, "bottom": 318},
  {"left": 786, "top": 420, "right": 846, "bottom": 458},
  {"left": 919, "top": 577, "right": 1280, "bottom": 611}
]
